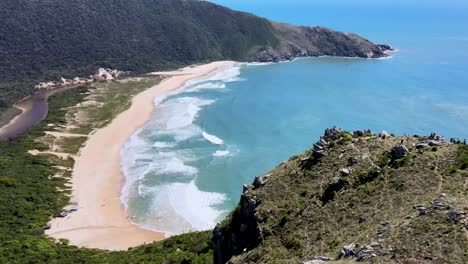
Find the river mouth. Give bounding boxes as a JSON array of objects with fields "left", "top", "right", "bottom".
[{"left": 0, "top": 85, "right": 79, "bottom": 141}]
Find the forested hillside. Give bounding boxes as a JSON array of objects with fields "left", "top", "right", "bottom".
[
  {"left": 0, "top": 0, "right": 278, "bottom": 115},
  {"left": 0, "top": 0, "right": 390, "bottom": 116}
]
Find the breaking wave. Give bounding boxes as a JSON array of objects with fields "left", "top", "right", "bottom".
[
  {"left": 120, "top": 63, "right": 243, "bottom": 235},
  {"left": 202, "top": 131, "right": 224, "bottom": 145}
]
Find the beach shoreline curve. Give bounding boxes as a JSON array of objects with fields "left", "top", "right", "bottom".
[{"left": 45, "top": 61, "right": 236, "bottom": 251}]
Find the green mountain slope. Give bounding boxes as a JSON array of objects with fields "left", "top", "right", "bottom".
[
  {"left": 213, "top": 128, "right": 468, "bottom": 263},
  {"left": 0, "top": 0, "right": 390, "bottom": 116}
]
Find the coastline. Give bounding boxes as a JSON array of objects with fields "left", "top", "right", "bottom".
[
  {"left": 0, "top": 104, "right": 27, "bottom": 140},
  {"left": 45, "top": 61, "right": 236, "bottom": 250}
]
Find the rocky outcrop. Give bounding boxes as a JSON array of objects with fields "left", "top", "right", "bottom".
[
  {"left": 213, "top": 194, "right": 262, "bottom": 264},
  {"left": 214, "top": 128, "right": 467, "bottom": 263},
  {"left": 321, "top": 176, "right": 348, "bottom": 205},
  {"left": 339, "top": 168, "right": 350, "bottom": 176},
  {"left": 337, "top": 242, "right": 382, "bottom": 261},
  {"left": 303, "top": 256, "right": 333, "bottom": 263},
  {"left": 379, "top": 131, "right": 390, "bottom": 139},
  {"left": 391, "top": 144, "right": 409, "bottom": 160},
  {"left": 252, "top": 24, "right": 394, "bottom": 62},
  {"left": 353, "top": 129, "right": 372, "bottom": 137},
  {"left": 323, "top": 127, "right": 345, "bottom": 141},
  {"left": 416, "top": 133, "right": 446, "bottom": 148},
  {"left": 213, "top": 128, "right": 355, "bottom": 263}
]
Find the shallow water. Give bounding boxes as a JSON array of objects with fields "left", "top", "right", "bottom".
[
  {"left": 121, "top": 5, "right": 468, "bottom": 235},
  {"left": 0, "top": 86, "right": 77, "bottom": 141}
]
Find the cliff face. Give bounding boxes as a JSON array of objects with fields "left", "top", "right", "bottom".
[
  {"left": 0, "top": 0, "right": 391, "bottom": 116},
  {"left": 255, "top": 23, "right": 392, "bottom": 62},
  {"left": 213, "top": 128, "right": 468, "bottom": 263}
]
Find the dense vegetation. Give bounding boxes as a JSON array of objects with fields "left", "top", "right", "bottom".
[
  {"left": 0, "top": 0, "right": 390, "bottom": 118},
  {"left": 0, "top": 0, "right": 277, "bottom": 116},
  {"left": 215, "top": 129, "right": 468, "bottom": 263},
  {"left": 0, "top": 87, "right": 213, "bottom": 263}
]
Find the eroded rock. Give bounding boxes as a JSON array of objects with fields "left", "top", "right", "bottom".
[
  {"left": 379, "top": 131, "right": 390, "bottom": 139},
  {"left": 322, "top": 177, "right": 347, "bottom": 205},
  {"left": 347, "top": 156, "right": 359, "bottom": 166},
  {"left": 391, "top": 145, "right": 409, "bottom": 160},
  {"left": 339, "top": 168, "right": 350, "bottom": 176},
  {"left": 323, "top": 127, "right": 344, "bottom": 141}
]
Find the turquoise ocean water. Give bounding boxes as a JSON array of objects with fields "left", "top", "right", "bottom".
[{"left": 121, "top": 2, "right": 468, "bottom": 235}]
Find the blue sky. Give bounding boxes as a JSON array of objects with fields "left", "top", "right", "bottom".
[
  {"left": 207, "top": 0, "right": 468, "bottom": 36},
  {"left": 209, "top": 0, "right": 468, "bottom": 9}
]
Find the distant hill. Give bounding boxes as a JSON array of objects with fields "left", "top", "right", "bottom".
[
  {"left": 0, "top": 0, "right": 391, "bottom": 116},
  {"left": 214, "top": 128, "right": 468, "bottom": 263}
]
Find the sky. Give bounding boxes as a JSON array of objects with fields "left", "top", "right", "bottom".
[
  {"left": 209, "top": 0, "right": 468, "bottom": 9},
  {"left": 206, "top": 0, "right": 468, "bottom": 39}
]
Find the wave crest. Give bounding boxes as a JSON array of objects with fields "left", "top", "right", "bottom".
[{"left": 202, "top": 131, "right": 224, "bottom": 145}]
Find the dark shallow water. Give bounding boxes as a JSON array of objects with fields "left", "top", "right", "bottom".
[{"left": 0, "top": 86, "right": 76, "bottom": 141}]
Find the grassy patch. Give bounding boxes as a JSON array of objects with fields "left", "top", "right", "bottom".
[
  {"left": 69, "top": 77, "right": 162, "bottom": 132},
  {"left": 57, "top": 137, "right": 88, "bottom": 154},
  {"left": 220, "top": 134, "right": 468, "bottom": 264},
  {"left": 456, "top": 145, "right": 468, "bottom": 170}
]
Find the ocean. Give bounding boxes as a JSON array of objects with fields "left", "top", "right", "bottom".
[{"left": 120, "top": 3, "right": 468, "bottom": 235}]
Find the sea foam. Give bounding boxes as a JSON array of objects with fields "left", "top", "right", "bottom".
[
  {"left": 155, "top": 97, "right": 214, "bottom": 131},
  {"left": 186, "top": 82, "right": 226, "bottom": 92},
  {"left": 134, "top": 180, "right": 227, "bottom": 235},
  {"left": 153, "top": 141, "right": 176, "bottom": 148},
  {"left": 213, "top": 150, "right": 230, "bottom": 157},
  {"left": 183, "top": 63, "right": 243, "bottom": 87},
  {"left": 152, "top": 150, "right": 198, "bottom": 176},
  {"left": 120, "top": 129, "right": 152, "bottom": 209},
  {"left": 202, "top": 131, "right": 224, "bottom": 145},
  {"left": 151, "top": 97, "right": 213, "bottom": 142},
  {"left": 120, "top": 62, "right": 243, "bottom": 235}
]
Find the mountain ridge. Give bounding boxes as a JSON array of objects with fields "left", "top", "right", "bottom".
[{"left": 0, "top": 0, "right": 391, "bottom": 117}]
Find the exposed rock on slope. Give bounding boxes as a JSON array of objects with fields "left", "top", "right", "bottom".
[
  {"left": 213, "top": 128, "right": 468, "bottom": 263},
  {"left": 255, "top": 24, "right": 392, "bottom": 62}
]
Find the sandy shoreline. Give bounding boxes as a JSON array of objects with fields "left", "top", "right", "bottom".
[
  {"left": 0, "top": 104, "right": 27, "bottom": 139},
  {"left": 46, "top": 61, "right": 236, "bottom": 250}
]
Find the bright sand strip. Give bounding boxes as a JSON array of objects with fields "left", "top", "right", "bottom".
[{"left": 46, "top": 61, "right": 236, "bottom": 250}]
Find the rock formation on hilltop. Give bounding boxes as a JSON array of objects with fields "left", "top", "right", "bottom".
[{"left": 213, "top": 128, "right": 468, "bottom": 263}]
